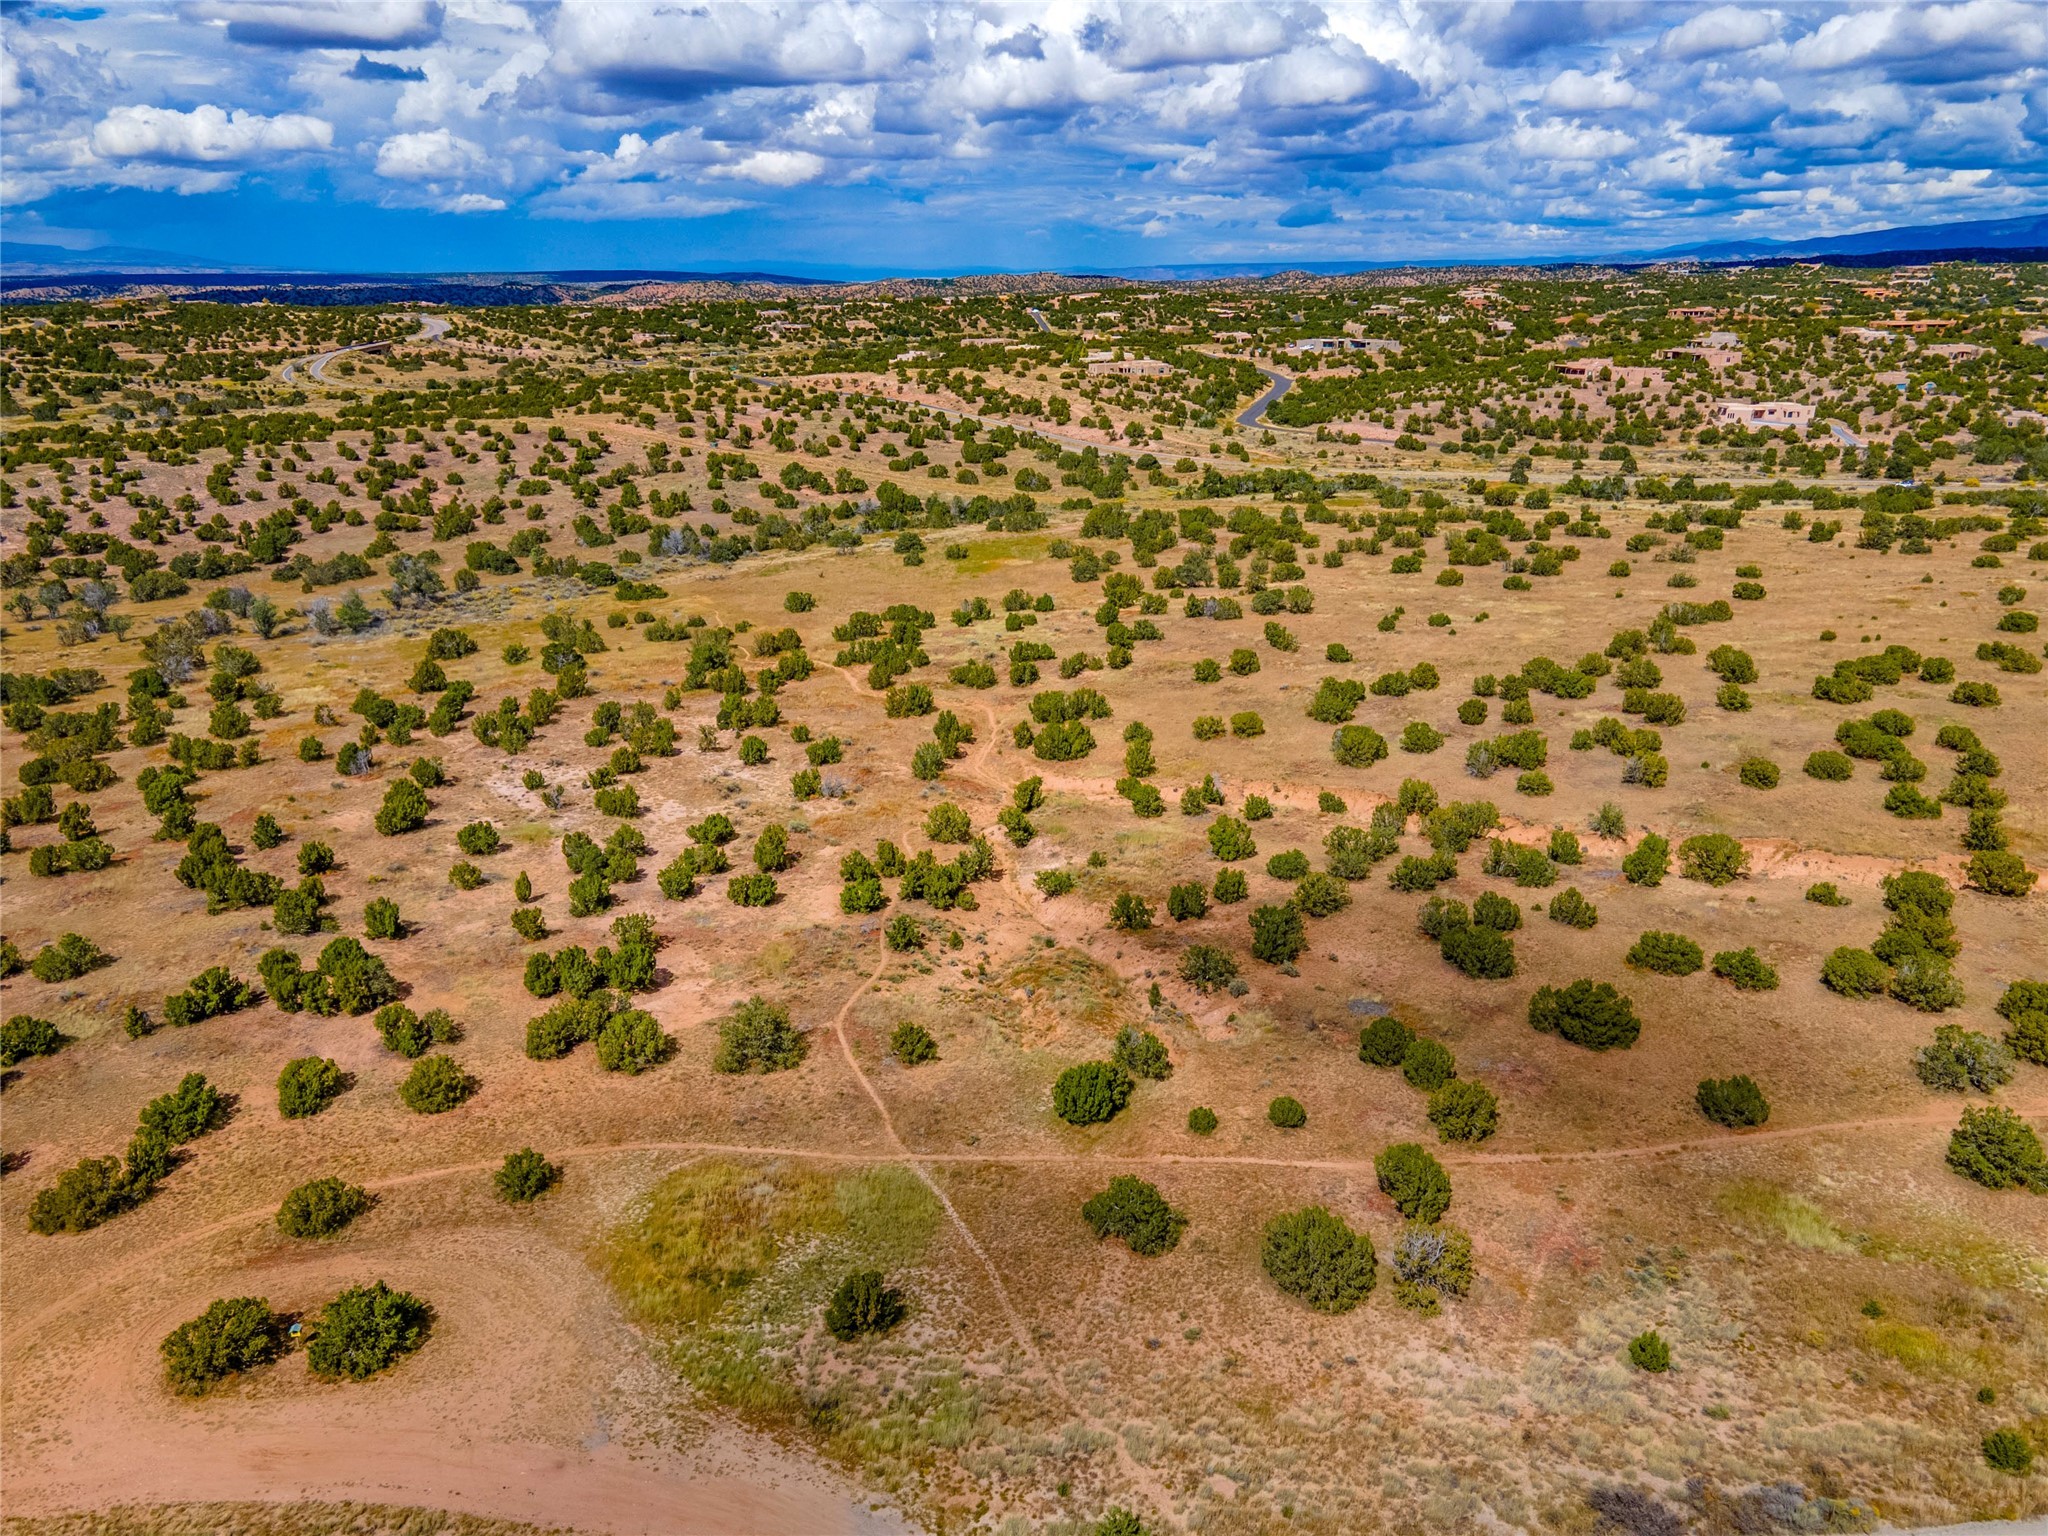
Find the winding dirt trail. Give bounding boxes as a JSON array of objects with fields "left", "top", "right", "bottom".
[
  {"left": 810, "top": 669, "right": 1184, "bottom": 1525},
  {"left": 28, "top": 1100, "right": 2042, "bottom": 1346}
]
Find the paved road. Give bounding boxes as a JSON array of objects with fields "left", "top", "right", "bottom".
[
  {"left": 1025, "top": 307, "right": 1053, "bottom": 333},
  {"left": 1829, "top": 420, "right": 1865, "bottom": 450},
  {"left": 280, "top": 312, "right": 451, "bottom": 383},
  {"left": 1235, "top": 366, "right": 1294, "bottom": 428}
]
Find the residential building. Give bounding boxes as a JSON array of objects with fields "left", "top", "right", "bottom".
[{"left": 1710, "top": 400, "right": 1814, "bottom": 429}]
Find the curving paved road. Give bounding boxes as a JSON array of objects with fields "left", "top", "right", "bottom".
[
  {"left": 280, "top": 312, "right": 451, "bottom": 384},
  {"left": 1235, "top": 365, "right": 1294, "bottom": 428}
]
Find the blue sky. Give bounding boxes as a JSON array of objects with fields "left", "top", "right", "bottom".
[{"left": 2, "top": 1, "right": 2044, "bottom": 275}]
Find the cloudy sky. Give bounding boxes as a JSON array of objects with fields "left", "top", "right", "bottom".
[{"left": 2, "top": 0, "right": 2043, "bottom": 275}]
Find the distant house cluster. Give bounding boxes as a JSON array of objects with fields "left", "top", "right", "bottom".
[
  {"left": 1083, "top": 350, "right": 1175, "bottom": 377},
  {"left": 1554, "top": 360, "right": 1666, "bottom": 389},
  {"left": 1283, "top": 335, "right": 1404, "bottom": 356},
  {"left": 1708, "top": 399, "right": 1814, "bottom": 428}
]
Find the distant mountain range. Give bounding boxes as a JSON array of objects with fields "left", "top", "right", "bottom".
[
  {"left": 2, "top": 213, "right": 2041, "bottom": 293},
  {"left": 1640, "top": 212, "right": 2048, "bottom": 262}
]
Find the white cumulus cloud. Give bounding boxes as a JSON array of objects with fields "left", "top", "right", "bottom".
[
  {"left": 374, "top": 126, "right": 487, "bottom": 180},
  {"left": 707, "top": 148, "right": 828, "bottom": 185},
  {"left": 183, "top": 0, "right": 444, "bottom": 49},
  {"left": 90, "top": 103, "right": 333, "bottom": 162},
  {"left": 1659, "top": 6, "right": 1780, "bottom": 62},
  {"left": 1541, "top": 69, "right": 1643, "bottom": 111}
]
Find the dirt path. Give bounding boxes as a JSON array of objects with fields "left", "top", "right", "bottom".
[
  {"left": 804, "top": 708, "right": 1186, "bottom": 1527},
  {"left": 28, "top": 1100, "right": 2041, "bottom": 1345},
  {"left": 3, "top": 1421, "right": 905, "bottom": 1536}
]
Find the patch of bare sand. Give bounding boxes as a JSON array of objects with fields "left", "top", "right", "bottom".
[{"left": 3, "top": 1204, "right": 910, "bottom": 1536}]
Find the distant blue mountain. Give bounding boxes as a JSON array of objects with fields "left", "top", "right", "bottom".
[
  {"left": 3, "top": 211, "right": 2040, "bottom": 292},
  {"left": 1641, "top": 213, "right": 2048, "bottom": 261}
]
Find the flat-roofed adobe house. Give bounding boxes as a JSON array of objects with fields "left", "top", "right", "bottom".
[{"left": 1709, "top": 400, "right": 1814, "bottom": 428}]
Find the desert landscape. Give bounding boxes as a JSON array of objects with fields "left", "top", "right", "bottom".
[{"left": 2, "top": 254, "right": 2046, "bottom": 1536}]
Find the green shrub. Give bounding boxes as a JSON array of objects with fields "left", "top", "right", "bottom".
[
  {"left": 1472, "top": 890, "right": 1521, "bottom": 932},
  {"left": 1207, "top": 815, "right": 1257, "bottom": 861},
  {"left": 398, "top": 1054, "right": 471, "bottom": 1113},
  {"left": 1391, "top": 1223, "right": 1475, "bottom": 1313},
  {"left": 713, "top": 997, "right": 805, "bottom": 1073},
  {"left": 373, "top": 778, "right": 429, "bottom": 835},
  {"left": 595, "top": 1008, "right": 669, "bottom": 1074},
  {"left": 1054, "top": 1061, "right": 1134, "bottom": 1125},
  {"left": 1967, "top": 850, "right": 2038, "bottom": 897},
  {"left": 1268, "top": 1095, "right": 1307, "bottom": 1129},
  {"left": 161, "top": 1297, "right": 286, "bottom": 1395},
  {"left": 1427, "top": 1080, "right": 1499, "bottom": 1143},
  {"left": 1266, "top": 848, "right": 1310, "bottom": 881},
  {"left": 1883, "top": 783, "right": 1942, "bottom": 819},
  {"left": 1983, "top": 1428, "right": 2035, "bottom": 1476},
  {"left": 890, "top": 1021, "right": 937, "bottom": 1065},
  {"left": 277, "top": 1056, "right": 346, "bottom": 1118},
  {"left": 306, "top": 1280, "right": 431, "bottom": 1380},
  {"left": 1621, "top": 831, "right": 1674, "bottom": 889},
  {"left": 1530, "top": 980, "right": 1641, "bottom": 1050},
  {"left": 1441, "top": 924, "right": 1515, "bottom": 979},
  {"left": 363, "top": 897, "right": 402, "bottom": 939},
  {"left": 1401, "top": 721, "right": 1445, "bottom": 754},
  {"left": 2004, "top": 1009, "right": 2048, "bottom": 1068},
  {"left": 1250, "top": 902, "right": 1306, "bottom": 965},
  {"left": 1822, "top": 947, "right": 1890, "bottom": 998},
  {"left": 1710, "top": 948, "right": 1778, "bottom": 990},
  {"left": 1627, "top": 931, "right": 1704, "bottom": 976},
  {"left": 1547, "top": 887, "right": 1598, "bottom": 928},
  {"left": 1390, "top": 853, "right": 1457, "bottom": 892},
  {"left": 1212, "top": 867, "right": 1248, "bottom": 904},
  {"left": 162, "top": 966, "right": 261, "bottom": 1027},
  {"left": 1375, "top": 1142, "right": 1452, "bottom": 1222},
  {"left": 495, "top": 1148, "right": 560, "bottom": 1202},
  {"left": 455, "top": 820, "right": 501, "bottom": 856},
  {"left": 139, "top": 1073, "right": 224, "bottom": 1144},
  {"left": 276, "top": 1177, "right": 371, "bottom": 1238},
  {"left": 1082, "top": 1175, "right": 1186, "bottom": 1256},
  {"left": 1187, "top": 1106, "right": 1219, "bottom": 1134},
  {"left": 1, "top": 1013, "right": 64, "bottom": 1067},
  {"left": 374, "top": 1002, "right": 457, "bottom": 1058},
  {"left": 1261, "top": 1206, "right": 1376, "bottom": 1313},
  {"left": 1177, "top": 945, "right": 1237, "bottom": 993},
  {"left": 825, "top": 1270, "right": 906, "bottom": 1341},
  {"left": 1805, "top": 881, "right": 1849, "bottom": 906},
  {"left": 1946, "top": 1105, "right": 2048, "bottom": 1192},
  {"left": 1804, "top": 750, "right": 1854, "bottom": 781},
  {"left": 1890, "top": 952, "right": 1964, "bottom": 1013},
  {"left": 727, "top": 871, "right": 778, "bottom": 906},
  {"left": 1401, "top": 1037, "right": 1457, "bottom": 1091},
  {"left": 1108, "top": 892, "right": 1154, "bottom": 931},
  {"left": 1113, "top": 1026, "right": 1173, "bottom": 1080},
  {"left": 1332, "top": 724, "right": 1389, "bottom": 767},
  {"left": 1679, "top": 833, "right": 1749, "bottom": 886},
  {"left": 1358, "top": 1015, "right": 1414, "bottom": 1067},
  {"left": 1915, "top": 1026, "right": 2014, "bottom": 1092},
  {"left": 1696, "top": 1076, "right": 1769, "bottom": 1128},
  {"left": 1417, "top": 896, "right": 1468, "bottom": 940},
  {"left": 1628, "top": 1329, "right": 1671, "bottom": 1373},
  {"left": 26, "top": 1154, "right": 136, "bottom": 1234}
]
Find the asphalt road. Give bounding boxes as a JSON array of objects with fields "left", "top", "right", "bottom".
[
  {"left": 1235, "top": 366, "right": 1294, "bottom": 428},
  {"left": 1025, "top": 308, "right": 1053, "bottom": 333},
  {"left": 280, "top": 313, "right": 451, "bottom": 384}
]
